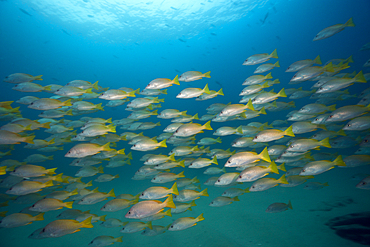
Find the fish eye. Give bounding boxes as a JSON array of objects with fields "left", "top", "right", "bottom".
[
  {"left": 365, "top": 139, "right": 369, "bottom": 143},
  {"left": 302, "top": 169, "right": 305, "bottom": 172},
  {"left": 319, "top": 87, "right": 323, "bottom": 90},
  {"left": 128, "top": 212, "right": 131, "bottom": 214},
  {"left": 153, "top": 178, "right": 156, "bottom": 180},
  {"left": 42, "top": 229, "right": 45, "bottom": 232},
  {"left": 290, "top": 145, "right": 293, "bottom": 148},
  {"left": 227, "top": 160, "right": 231, "bottom": 163},
  {"left": 251, "top": 186, "right": 255, "bottom": 188},
  {"left": 211, "top": 202, "right": 214, "bottom": 204},
  {"left": 217, "top": 179, "right": 220, "bottom": 182},
  {"left": 328, "top": 115, "right": 333, "bottom": 118},
  {"left": 141, "top": 193, "right": 144, "bottom": 196},
  {"left": 239, "top": 176, "right": 242, "bottom": 178},
  {"left": 170, "top": 225, "right": 173, "bottom": 228}
]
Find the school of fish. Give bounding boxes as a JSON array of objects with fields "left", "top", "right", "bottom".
[{"left": 0, "top": 17, "right": 370, "bottom": 245}]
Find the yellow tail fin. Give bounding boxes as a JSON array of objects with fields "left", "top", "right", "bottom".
[
  {"left": 101, "top": 142, "right": 112, "bottom": 152},
  {"left": 164, "top": 194, "right": 176, "bottom": 208},
  {"left": 46, "top": 168, "right": 57, "bottom": 175},
  {"left": 34, "top": 75, "right": 43, "bottom": 81},
  {"left": 172, "top": 75, "right": 180, "bottom": 85},
  {"left": 158, "top": 139, "right": 167, "bottom": 148},
  {"left": 203, "top": 84, "right": 210, "bottom": 94},
  {"left": 265, "top": 72, "right": 273, "bottom": 79},
  {"left": 92, "top": 81, "right": 99, "bottom": 90},
  {"left": 270, "top": 49, "right": 278, "bottom": 59},
  {"left": 107, "top": 189, "right": 115, "bottom": 197},
  {"left": 217, "top": 88, "right": 224, "bottom": 96},
  {"left": 115, "top": 236, "right": 123, "bottom": 243},
  {"left": 278, "top": 174, "right": 289, "bottom": 184},
  {"left": 171, "top": 182, "right": 179, "bottom": 195},
  {"left": 246, "top": 99, "right": 255, "bottom": 111},
  {"left": 196, "top": 213, "right": 205, "bottom": 222},
  {"left": 274, "top": 61, "right": 280, "bottom": 67},
  {"left": 284, "top": 126, "right": 295, "bottom": 137},
  {"left": 34, "top": 212, "right": 45, "bottom": 221},
  {"left": 268, "top": 161, "right": 279, "bottom": 174},
  {"left": 314, "top": 55, "right": 322, "bottom": 65},
  {"left": 277, "top": 88, "right": 287, "bottom": 97},
  {"left": 177, "top": 171, "right": 185, "bottom": 178},
  {"left": 24, "top": 135, "right": 35, "bottom": 144},
  {"left": 64, "top": 201, "right": 73, "bottom": 209},
  {"left": 203, "top": 71, "right": 211, "bottom": 78},
  {"left": 203, "top": 121, "right": 212, "bottom": 130},
  {"left": 200, "top": 188, "right": 209, "bottom": 197},
  {"left": 345, "top": 17, "right": 355, "bottom": 27},
  {"left": 259, "top": 147, "right": 271, "bottom": 163},
  {"left": 333, "top": 155, "right": 346, "bottom": 167},
  {"left": 146, "top": 221, "right": 153, "bottom": 230},
  {"left": 319, "top": 137, "right": 331, "bottom": 148},
  {"left": 354, "top": 71, "right": 367, "bottom": 83},
  {"left": 81, "top": 216, "right": 94, "bottom": 228},
  {"left": 212, "top": 156, "right": 218, "bottom": 165}
]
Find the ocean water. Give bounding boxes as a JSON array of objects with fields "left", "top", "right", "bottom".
[{"left": 1, "top": 0, "right": 370, "bottom": 246}]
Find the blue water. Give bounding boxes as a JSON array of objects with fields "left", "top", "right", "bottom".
[{"left": 1, "top": 0, "right": 370, "bottom": 246}]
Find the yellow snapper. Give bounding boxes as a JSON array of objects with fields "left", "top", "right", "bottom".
[
  {"left": 290, "top": 63, "right": 334, "bottom": 83},
  {"left": 189, "top": 156, "right": 218, "bottom": 168},
  {"left": 287, "top": 137, "right": 331, "bottom": 152},
  {"left": 131, "top": 139, "right": 167, "bottom": 151},
  {"left": 172, "top": 201, "right": 196, "bottom": 214},
  {"left": 11, "top": 165, "right": 57, "bottom": 178},
  {"left": 214, "top": 172, "right": 240, "bottom": 186},
  {"left": 0, "top": 212, "right": 44, "bottom": 228},
  {"left": 6, "top": 180, "right": 53, "bottom": 195},
  {"left": 3, "top": 73, "right": 42, "bottom": 84},
  {"left": 217, "top": 100, "right": 255, "bottom": 117},
  {"left": 176, "top": 84, "right": 210, "bottom": 98},
  {"left": 243, "top": 72, "right": 273, "bottom": 85},
  {"left": 54, "top": 86, "right": 93, "bottom": 96},
  {"left": 151, "top": 171, "right": 185, "bottom": 183},
  {"left": 253, "top": 126, "right": 295, "bottom": 142},
  {"left": 100, "top": 198, "right": 138, "bottom": 212},
  {"left": 179, "top": 71, "right": 211, "bottom": 82},
  {"left": 313, "top": 17, "right": 355, "bottom": 41},
  {"left": 78, "top": 189, "right": 115, "bottom": 205},
  {"left": 250, "top": 174, "right": 288, "bottom": 191},
  {"left": 168, "top": 213, "right": 204, "bottom": 231},
  {"left": 146, "top": 75, "right": 179, "bottom": 89},
  {"left": 120, "top": 221, "right": 152, "bottom": 233},
  {"left": 65, "top": 143, "right": 113, "bottom": 158},
  {"left": 173, "top": 189, "right": 208, "bottom": 202},
  {"left": 0, "top": 130, "right": 35, "bottom": 145},
  {"left": 173, "top": 121, "right": 212, "bottom": 137},
  {"left": 39, "top": 217, "right": 93, "bottom": 238},
  {"left": 236, "top": 161, "right": 280, "bottom": 182},
  {"left": 140, "top": 183, "right": 179, "bottom": 199},
  {"left": 254, "top": 61, "right": 280, "bottom": 74},
  {"left": 125, "top": 194, "right": 175, "bottom": 219},
  {"left": 209, "top": 196, "right": 239, "bottom": 207},
  {"left": 88, "top": 236, "right": 123, "bottom": 246},
  {"left": 315, "top": 71, "right": 367, "bottom": 93},
  {"left": 252, "top": 88, "right": 287, "bottom": 104},
  {"left": 300, "top": 155, "right": 346, "bottom": 175},
  {"left": 66, "top": 80, "right": 99, "bottom": 90},
  {"left": 12, "top": 82, "right": 51, "bottom": 92},
  {"left": 29, "top": 198, "right": 73, "bottom": 212},
  {"left": 286, "top": 55, "right": 322, "bottom": 72},
  {"left": 242, "top": 49, "right": 278, "bottom": 65},
  {"left": 127, "top": 97, "right": 164, "bottom": 108},
  {"left": 98, "top": 89, "right": 136, "bottom": 100}
]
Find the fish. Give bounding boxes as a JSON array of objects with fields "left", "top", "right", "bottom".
[
  {"left": 120, "top": 221, "right": 153, "bottom": 233},
  {"left": 313, "top": 18, "right": 355, "bottom": 41},
  {"left": 88, "top": 236, "right": 123, "bottom": 246},
  {"left": 167, "top": 213, "right": 204, "bottom": 231},
  {"left": 30, "top": 198, "right": 73, "bottom": 212},
  {"left": 3, "top": 73, "right": 42, "bottom": 84},
  {"left": 125, "top": 194, "right": 176, "bottom": 219},
  {"left": 249, "top": 174, "right": 289, "bottom": 191},
  {"left": 225, "top": 147, "right": 271, "bottom": 167},
  {"left": 65, "top": 143, "right": 113, "bottom": 158},
  {"left": 173, "top": 188, "right": 208, "bottom": 202},
  {"left": 0, "top": 212, "right": 44, "bottom": 228},
  {"left": 300, "top": 156, "right": 346, "bottom": 175},
  {"left": 253, "top": 126, "right": 294, "bottom": 142},
  {"left": 39, "top": 217, "right": 93, "bottom": 238},
  {"left": 173, "top": 121, "right": 212, "bottom": 137},
  {"left": 209, "top": 196, "right": 240, "bottom": 207},
  {"left": 146, "top": 75, "right": 180, "bottom": 89},
  {"left": 266, "top": 201, "right": 292, "bottom": 213},
  {"left": 356, "top": 176, "right": 370, "bottom": 190},
  {"left": 243, "top": 49, "right": 278, "bottom": 65},
  {"left": 286, "top": 56, "right": 322, "bottom": 72},
  {"left": 176, "top": 84, "right": 211, "bottom": 98},
  {"left": 140, "top": 183, "right": 179, "bottom": 199},
  {"left": 179, "top": 71, "right": 211, "bottom": 82}
]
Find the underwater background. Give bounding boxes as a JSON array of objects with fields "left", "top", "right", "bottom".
[{"left": 1, "top": 0, "right": 370, "bottom": 246}]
